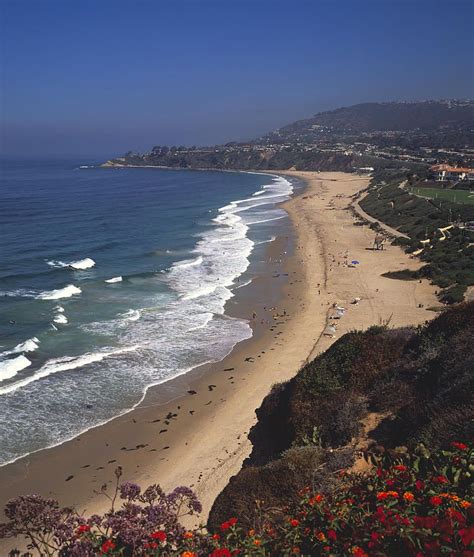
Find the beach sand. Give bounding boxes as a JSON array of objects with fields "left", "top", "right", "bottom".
[{"left": 0, "top": 172, "right": 439, "bottom": 549}]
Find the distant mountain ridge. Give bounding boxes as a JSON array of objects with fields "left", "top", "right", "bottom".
[
  {"left": 261, "top": 100, "right": 474, "bottom": 142},
  {"left": 103, "top": 99, "right": 474, "bottom": 171}
]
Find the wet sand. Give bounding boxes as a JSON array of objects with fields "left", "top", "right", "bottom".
[{"left": 0, "top": 172, "right": 438, "bottom": 548}]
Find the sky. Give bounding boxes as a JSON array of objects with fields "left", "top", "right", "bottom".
[{"left": 1, "top": 0, "right": 473, "bottom": 157}]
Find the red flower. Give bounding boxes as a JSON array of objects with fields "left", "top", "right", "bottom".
[
  {"left": 415, "top": 480, "right": 425, "bottom": 491},
  {"left": 386, "top": 479, "right": 395, "bottom": 487},
  {"left": 371, "top": 532, "right": 379, "bottom": 541},
  {"left": 212, "top": 533, "right": 220, "bottom": 540},
  {"left": 150, "top": 530, "right": 167, "bottom": 542},
  {"left": 144, "top": 542, "right": 158, "bottom": 549},
  {"left": 393, "top": 464, "right": 407, "bottom": 472},
  {"left": 101, "top": 540, "right": 116, "bottom": 554},
  {"left": 433, "top": 475, "right": 449, "bottom": 484},
  {"left": 211, "top": 549, "right": 232, "bottom": 557},
  {"left": 76, "top": 524, "right": 91, "bottom": 535},
  {"left": 220, "top": 517, "right": 237, "bottom": 531},
  {"left": 290, "top": 519, "right": 300, "bottom": 527},
  {"left": 414, "top": 516, "right": 438, "bottom": 529},
  {"left": 430, "top": 496, "right": 443, "bottom": 506},
  {"left": 459, "top": 527, "right": 474, "bottom": 547},
  {"left": 328, "top": 529, "right": 337, "bottom": 541},
  {"left": 451, "top": 442, "right": 468, "bottom": 451},
  {"left": 447, "top": 508, "right": 466, "bottom": 524}
]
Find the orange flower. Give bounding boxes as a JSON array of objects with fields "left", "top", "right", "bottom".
[
  {"left": 377, "top": 490, "right": 398, "bottom": 500},
  {"left": 292, "top": 548, "right": 300, "bottom": 555},
  {"left": 309, "top": 494, "right": 324, "bottom": 505},
  {"left": 253, "top": 539, "right": 261, "bottom": 546},
  {"left": 316, "top": 532, "right": 327, "bottom": 542},
  {"left": 460, "top": 500, "right": 471, "bottom": 509},
  {"left": 182, "top": 552, "right": 197, "bottom": 557},
  {"left": 289, "top": 519, "right": 300, "bottom": 527},
  {"left": 403, "top": 492, "right": 415, "bottom": 502},
  {"left": 248, "top": 529, "right": 255, "bottom": 536},
  {"left": 351, "top": 547, "right": 369, "bottom": 557},
  {"left": 183, "top": 531, "right": 193, "bottom": 539}
]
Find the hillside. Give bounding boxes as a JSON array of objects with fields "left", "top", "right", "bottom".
[
  {"left": 103, "top": 99, "right": 474, "bottom": 172},
  {"left": 208, "top": 302, "right": 474, "bottom": 530},
  {"left": 358, "top": 168, "right": 474, "bottom": 303},
  {"left": 261, "top": 100, "right": 474, "bottom": 147}
]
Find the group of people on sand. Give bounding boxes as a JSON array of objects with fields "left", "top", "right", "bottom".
[{"left": 251, "top": 305, "right": 288, "bottom": 325}]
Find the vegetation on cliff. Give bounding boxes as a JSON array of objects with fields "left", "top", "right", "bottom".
[
  {"left": 359, "top": 169, "right": 474, "bottom": 302},
  {"left": 208, "top": 302, "right": 473, "bottom": 532},
  {"left": 1, "top": 443, "right": 472, "bottom": 555}
]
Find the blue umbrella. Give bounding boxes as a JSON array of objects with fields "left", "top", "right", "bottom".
[{"left": 351, "top": 260, "right": 360, "bottom": 265}]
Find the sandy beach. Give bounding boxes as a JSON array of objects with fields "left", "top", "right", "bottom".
[{"left": 0, "top": 171, "right": 439, "bottom": 549}]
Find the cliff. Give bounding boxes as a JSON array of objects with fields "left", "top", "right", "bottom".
[{"left": 208, "top": 302, "right": 474, "bottom": 530}]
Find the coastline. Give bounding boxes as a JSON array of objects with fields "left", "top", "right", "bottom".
[{"left": 0, "top": 171, "right": 439, "bottom": 550}]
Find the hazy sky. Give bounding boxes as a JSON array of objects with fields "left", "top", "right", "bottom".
[{"left": 1, "top": 0, "right": 473, "bottom": 157}]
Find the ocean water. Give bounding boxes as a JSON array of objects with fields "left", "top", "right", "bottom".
[{"left": 0, "top": 159, "right": 295, "bottom": 466}]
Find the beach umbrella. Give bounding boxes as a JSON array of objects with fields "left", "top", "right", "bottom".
[{"left": 351, "top": 260, "right": 360, "bottom": 265}]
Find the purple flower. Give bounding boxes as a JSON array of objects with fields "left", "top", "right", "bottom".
[{"left": 119, "top": 481, "right": 141, "bottom": 500}]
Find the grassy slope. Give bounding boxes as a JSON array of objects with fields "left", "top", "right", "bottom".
[
  {"left": 411, "top": 187, "right": 474, "bottom": 206},
  {"left": 359, "top": 170, "right": 474, "bottom": 302}
]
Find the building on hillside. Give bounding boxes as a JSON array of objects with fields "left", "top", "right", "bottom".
[
  {"left": 430, "top": 164, "right": 474, "bottom": 182},
  {"left": 355, "top": 167, "right": 374, "bottom": 176}
]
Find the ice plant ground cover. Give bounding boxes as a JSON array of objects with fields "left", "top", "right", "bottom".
[{"left": 1, "top": 442, "right": 472, "bottom": 556}]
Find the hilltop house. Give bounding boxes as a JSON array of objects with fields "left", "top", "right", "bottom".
[{"left": 430, "top": 164, "right": 474, "bottom": 182}]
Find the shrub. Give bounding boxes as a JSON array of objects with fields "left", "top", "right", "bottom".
[{"left": 1, "top": 443, "right": 472, "bottom": 556}]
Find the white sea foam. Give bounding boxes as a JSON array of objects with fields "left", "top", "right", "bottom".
[
  {"left": 55, "top": 306, "right": 65, "bottom": 313},
  {"left": 47, "top": 257, "right": 95, "bottom": 270},
  {"left": 0, "top": 355, "right": 32, "bottom": 382},
  {"left": 233, "top": 278, "right": 253, "bottom": 290},
  {"left": 53, "top": 314, "right": 68, "bottom": 324},
  {"left": 121, "top": 309, "right": 141, "bottom": 321},
  {"left": 182, "top": 284, "right": 219, "bottom": 301},
  {"left": 105, "top": 276, "right": 122, "bottom": 283},
  {"left": 0, "top": 347, "right": 139, "bottom": 395},
  {"left": 255, "top": 235, "right": 277, "bottom": 245},
  {"left": 0, "top": 338, "right": 40, "bottom": 357},
  {"left": 171, "top": 255, "right": 203, "bottom": 269},
  {"left": 69, "top": 258, "right": 95, "bottom": 270},
  {"left": 47, "top": 260, "right": 68, "bottom": 268},
  {"left": 37, "top": 284, "right": 81, "bottom": 300},
  {"left": 0, "top": 289, "right": 37, "bottom": 298}
]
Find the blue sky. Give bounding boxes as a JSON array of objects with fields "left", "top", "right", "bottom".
[{"left": 1, "top": 0, "right": 473, "bottom": 157}]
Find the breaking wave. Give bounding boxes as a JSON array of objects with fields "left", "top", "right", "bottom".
[{"left": 37, "top": 284, "right": 82, "bottom": 300}]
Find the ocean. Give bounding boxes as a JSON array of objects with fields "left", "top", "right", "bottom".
[{"left": 0, "top": 159, "right": 295, "bottom": 466}]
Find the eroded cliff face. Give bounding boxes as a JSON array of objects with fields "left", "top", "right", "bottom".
[
  {"left": 208, "top": 303, "right": 474, "bottom": 530},
  {"left": 102, "top": 150, "right": 357, "bottom": 173}
]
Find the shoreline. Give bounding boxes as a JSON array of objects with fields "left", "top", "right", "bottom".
[
  {"left": 0, "top": 168, "right": 298, "bottom": 470},
  {"left": 0, "top": 171, "right": 439, "bottom": 551}
]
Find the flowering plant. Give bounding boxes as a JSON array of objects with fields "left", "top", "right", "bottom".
[{"left": 1, "top": 443, "right": 472, "bottom": 555}]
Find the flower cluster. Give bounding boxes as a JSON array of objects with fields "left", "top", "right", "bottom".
[{"left": 1, "top": 442, "right": 472, "bottom": 555}]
